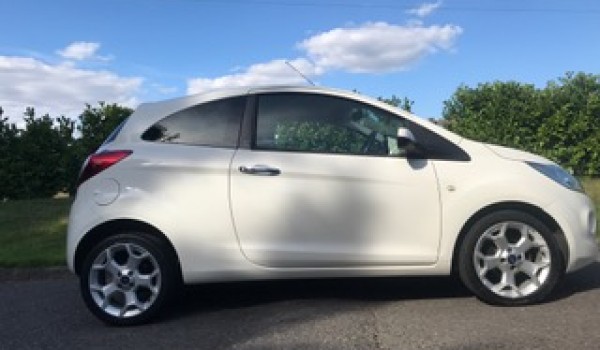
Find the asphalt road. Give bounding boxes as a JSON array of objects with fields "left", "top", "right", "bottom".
[{"left": 1, "top": 263, "right": 600, "bottom": 350}]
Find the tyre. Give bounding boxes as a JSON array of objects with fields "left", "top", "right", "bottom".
[
  {"left": 458, "top": 210, "right": 565, "bottom": 305},
  {"left": 80, "top": 233, "right": 179, "bottom": 326}
]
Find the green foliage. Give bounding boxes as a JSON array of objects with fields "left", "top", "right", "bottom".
[
  {"left": 0, "top": 109, "right": 74, "bottom": 199},
  {"left": 17, "top": 111, "right": 70, "bottom": 198},
  {"left": 443, "top": 81, "right": 541, "bottom": 150},
  {"left": 77, "top": 102, "right": 133, "bottom": 155},
  {"left": 444, "top": 72, "right": 600, "bottom": 175},
  {"left": 536, "top": 73, "right": 600, "bottom": 175},
  {"left": 0, "top": 102, "right": 132, "bottom": 199},
  {"left": 275, "top": 121, "right": 365, "bottom": 153},
  {"left": 378, "top": 95, "right": 414, "bottom": 112},
  {"left": 0, "top": 112, "right": 20, "bottom": 199}
]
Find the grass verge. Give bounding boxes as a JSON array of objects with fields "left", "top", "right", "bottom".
[{"left": 0, "top": 198, "right": 71, "bottom": 267}]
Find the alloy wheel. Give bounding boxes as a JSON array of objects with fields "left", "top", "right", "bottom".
[
  {"left": 88, "top": 242, "right": 162, "bottom": 318},
  {"left": 473, "top": 221, "right": 551, "bottom": 298}
]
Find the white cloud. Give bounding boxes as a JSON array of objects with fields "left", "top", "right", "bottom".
[
  {"left": 298, "top": 22, "right": 462, "bottom": 73},
  {"left": 187, "top": 21, "right": 462, "bottom": 94},
  {"left": 57, "top": 41, "right": 103, "bottom": 61},
  {"left": 0, "top": 55, "right": 142, "bottom": 122},
  {"left": 186, "top": 20, "right": 461, "bottom": 95},
  {"left": 407, "top": 1, "right": 443, "bottom": 18},
  {"left": 187, "top": 58, "right": 322, "bottom": 94},
  {"left": 150, "top": 83, "right": 178, "bottom": 95}
]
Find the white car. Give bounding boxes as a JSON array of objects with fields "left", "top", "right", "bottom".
[{"left": 67, "top": 86, "right": 598, "bottom": 325}]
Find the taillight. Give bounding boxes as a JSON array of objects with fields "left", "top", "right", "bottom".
[{"left": 76, "top": 150, "right": 132, "bottom": 188}]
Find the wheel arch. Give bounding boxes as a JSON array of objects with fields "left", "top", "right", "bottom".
[
  {"left": 73, "top": 219, "right": 183, "bottom": 281},
  {"left": 450, "top": 201, "right": 569, "bottom": 275}
]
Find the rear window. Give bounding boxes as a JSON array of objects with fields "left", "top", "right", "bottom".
[{"left": 141, "top": 96, "right": 246, "bottom": 148}]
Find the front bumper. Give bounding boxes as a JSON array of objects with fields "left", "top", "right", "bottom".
[{"left": 546, "top": 192, "right": 598, "bottom": 273}]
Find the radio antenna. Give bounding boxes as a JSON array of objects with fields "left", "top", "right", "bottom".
[{"left": 285, "top": 61, "right": 316, "bottom": 86}]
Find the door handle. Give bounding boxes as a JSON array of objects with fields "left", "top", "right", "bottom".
[{"left": 239, "top": 165, "right": 281, "bottom": 176}]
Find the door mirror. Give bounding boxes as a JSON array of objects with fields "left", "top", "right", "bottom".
[
  {"left": 397, "top": 127, "right": 416, "bottom": 148},
  {"left": 397, "top": 127, "right": 426, "bottom": 159}
]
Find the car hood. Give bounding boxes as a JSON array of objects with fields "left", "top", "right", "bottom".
[{"left": 485, "top": 144, "right": 552, "bottom": 164}]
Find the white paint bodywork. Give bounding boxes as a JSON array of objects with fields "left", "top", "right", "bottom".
[{"left": 67, "top": 86, "right": 598, "bottom": 284}]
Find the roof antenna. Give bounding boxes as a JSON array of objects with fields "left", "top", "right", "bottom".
[{"left": 285, "top": 60, "right": 316, "bottom": 86}]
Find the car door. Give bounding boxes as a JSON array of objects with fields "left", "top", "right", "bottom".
[{"left": 230, "top": 92, "right": 441, "bottom": 268}]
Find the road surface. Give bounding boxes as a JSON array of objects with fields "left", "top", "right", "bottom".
[{"left": 1, "top": 263, "right": 600, "bottom": 349}]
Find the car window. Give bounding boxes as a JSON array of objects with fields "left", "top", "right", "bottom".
[
  {"left": 255, "top": 93, "right": 405, "bottom": 156},
  {"left": 406, "top": 120, "right": 470, "bottom": 161},
  {"left": 141, "top": 96, "right": 245, "bottom": 148}
]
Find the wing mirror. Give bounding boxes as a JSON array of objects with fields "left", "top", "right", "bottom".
[
  {"left": 397, "top": 127, "right": 416, "bottom": 148},
  {"left": 397, "top": 127, "right": 426, "bottom": 159}
]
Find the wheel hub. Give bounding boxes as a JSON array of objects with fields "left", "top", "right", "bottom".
[
  {"left": 117, "top": 269, "right": 135, "bottom": 289},
  {"left": 507, "top": 253, "right": 520, "bottom": 266},
  {"left": 503, "top": 247, "right": 523, "bottom": 267}
]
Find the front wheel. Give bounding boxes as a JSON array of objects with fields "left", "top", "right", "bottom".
[
  {"left": 80, "top": 233, "right": 179, "bottom": 325},
  {"left": 458, "top": 210, "right": 565, "bottom": 305}
]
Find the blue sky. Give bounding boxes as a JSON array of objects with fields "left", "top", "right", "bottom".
[{"left": 1, "top": 0, "right": 599, "bottom": 123}]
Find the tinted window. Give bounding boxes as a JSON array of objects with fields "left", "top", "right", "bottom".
[
  {"left": 407, "top": 121, "right": 470, "bottom": 161},
  {"left": 256, "top": 93, "right": 405, "bottom": 156},
  {"left": 142, "top": 96, "right": 245, "bottom": 148}
]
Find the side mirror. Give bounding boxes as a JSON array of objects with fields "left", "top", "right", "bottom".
[
  {"left": 397, "top": 127, "right": 416, "bottom": 148},
  {"left": 397, "top": 127, "right": 426, "bottom": 159}
]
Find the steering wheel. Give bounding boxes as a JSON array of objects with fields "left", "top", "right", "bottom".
[{"left": 361, "top": 131, "right": 378, "bottom": 154}]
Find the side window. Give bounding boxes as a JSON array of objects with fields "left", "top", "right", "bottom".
[
  {"left": 405, "top": 120, "right": 471, "bottom": 161},
  {"left": 142, "top": 96, "right": 245, "bottom": 148},
  {"left": 255, "top": 93, "right": 405, "bottom": 156}
]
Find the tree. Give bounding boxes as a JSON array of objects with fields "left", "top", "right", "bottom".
[
  {"left": 443, "top": 72, "right": 600, "bottom": 175},
  {"left": 0, "top": 109, "right": 20, "bottom": 199},
  {"left": 378, "top": 95, "right": 414, "bottom": 112},
  {"left": 56, "top": 115, "right": 78, "bottom": 193},
  {"left": 443, "top": 81, "right": 542, "bottom": 151},
  {"left": 77, "top": 102, "right": 133, "bottom": 156},
  {"left": 1, "top": 108, "right": 75, "bottom": 199},
  {"left": 536, "top": 72, "right": 600, "bottom": 175},
  {"left": 0, "top": 102, "right": 133, "bottom": 199}
]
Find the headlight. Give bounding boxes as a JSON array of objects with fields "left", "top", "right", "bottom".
[{"left": 526, "top": 162, "right": 583, "bottom": 192}]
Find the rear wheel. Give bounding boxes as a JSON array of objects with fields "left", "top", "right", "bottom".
[
  {"left": 80, "top": 233, "right": 179, "bottom": 325},
  {"left": 458, "top": 210, "right": 565, "bottom": 305}
]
